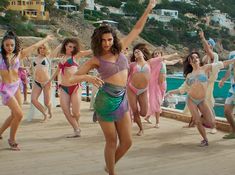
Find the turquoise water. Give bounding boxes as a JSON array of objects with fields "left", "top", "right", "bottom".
[{"left": 167, "top": 69, "right": 230, "bottom": 118}]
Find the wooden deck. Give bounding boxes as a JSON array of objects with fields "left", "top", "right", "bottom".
[{"left": 1, "top": 101, "right": 235, "bottom": 175}]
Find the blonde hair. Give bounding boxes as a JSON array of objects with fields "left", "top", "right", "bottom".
[{"left": 37, "top": 43, "right": 51, "bottom": 56}]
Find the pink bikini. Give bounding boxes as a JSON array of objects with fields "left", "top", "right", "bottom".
[
  {"left": 0, "top": 54, "right": 20, "bottom": 105},
  {"left": 128, "top": 62, "right": 150, "bottom": 95}
]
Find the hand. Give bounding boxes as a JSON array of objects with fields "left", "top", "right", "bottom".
[
  {"left": 148, "top": 0, "right": 157, "bottom": 10},
  {"left": 88, "top": 76, "right": 104, "bottom": 88},
  {"left": 218, "top": 80, "right": 224, "bottom": 88}
]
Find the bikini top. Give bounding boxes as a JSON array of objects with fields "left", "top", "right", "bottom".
[
  {"left": 58, "top": 57, "right": 78, "bottom": 74},
  {"left": 97, "top": 53, "right": 129, "bottom": 80},
  {"left": 132, "top": 63, "right": 150, "bottom": 74},
  {"left": 186, "top": 73, "right": 208, "bottom": 86},
  {"left": 33, "top": 58, "right": 49, "bottom": 67},
  {"left": 0, "top": 53, "right": 20, "bottom": 70}
]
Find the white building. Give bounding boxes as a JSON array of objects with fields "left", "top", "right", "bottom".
[
  {"left": 168, "top": 0, "right": 195, "bottom": 5},
  {"left": 149, "top": 9, "right": 178, "bottom": 22},
  {"left": 210, "top": 10, "right": 234, "bottom": 34},
  {"left": 95, "top": 4, "right": 124, "bottom": 15},
  {"left": 74, "top": 0, "right": 95, "bottom": 10}
]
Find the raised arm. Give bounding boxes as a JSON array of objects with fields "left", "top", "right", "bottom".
[
  {"left": 199, "top": 30, "right": 214, "bottom": 61},
  {"left": 20, "top": 35, "right": 54, "bottom": 59},
  {"left": 74, "top": 49, "right": 93, "bottom": 60},
  {"left": 121, "top": 0, "right": 157, "bottom": 49},
  {"left": 48, "top": 44, "right": 62, "bottom": 58}
]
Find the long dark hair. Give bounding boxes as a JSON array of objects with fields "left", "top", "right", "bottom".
[
  {"left": 91, "top": 25, "right": 122, "bottom": 57},
  {"left": 60, "top": 38, "right": 80, "bottom": 56},
  {"left": 183, "top": 51, "right": 200, "bottom": 77},
  {"left": 1, "top": 30, "right": 21, "bottom": 70},
  {"left": 130, "top": 43, "right": 151, "bottom": 62}
]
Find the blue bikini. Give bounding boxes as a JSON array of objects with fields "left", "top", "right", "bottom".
[{"left": 186, "top": 73, "right": 208, "bottom": 105}]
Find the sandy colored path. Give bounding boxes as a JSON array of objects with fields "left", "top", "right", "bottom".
[{"left": 0, "top": 101, "right": 235, "bottom": 175}]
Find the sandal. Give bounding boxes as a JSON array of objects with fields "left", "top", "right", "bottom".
[{"left": 8, "top": 139, "right": 20, "bottom": 151}]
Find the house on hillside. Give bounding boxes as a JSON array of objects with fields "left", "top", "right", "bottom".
[
  {"left": 168, "top": 0, "right": 195, "bottom": 4},
  {"left": 74, "top": 0, "right": 95, "bottom": 10},
  {"left": 210, "top": 10, "right": 234, "bottom": 35},
  {"left": 149, "top": 9, "right": 178, "bottom": 23},
  {"left": 7, "top": 0, "right": 49, "bottom": 20}
]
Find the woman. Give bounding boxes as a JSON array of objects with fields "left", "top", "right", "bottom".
[
  {"left": 0, "top": 31, "right": 53, "bottom": 150},
  {"left": 48, "top": 38, "right": 92, "bottom": 138},
  {"left": 145, "top": 50, "right": 178, "bottom": 127},
  {"left": 70, "top": 1, "right": 157, "bottom": 174},
  {"left": 28, "top": 39, "right": 55, "bottom": 122},
  {"left": 167, "top": 52, "right": 235, "bottom": 146},
  {"left": 128, "top": 43, "right": 151, "bottom": 136}
]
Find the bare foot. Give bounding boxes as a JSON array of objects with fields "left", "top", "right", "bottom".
[
  {"left": 48, "top": 109, "right": 53, "bottom": 119},
  {"left": 40, "top": 114, "right": 48, "bottom": 123},
  {"left": 136, "top": 130, "right": 144, "bottom": 136}
]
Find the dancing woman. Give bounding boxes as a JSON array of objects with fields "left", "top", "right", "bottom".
[
  {"left": 0, "top": 31, "right": 53, "bottom": 150},
  {"left": 48, "top": 38, "right": 92, "bottom": 137},
  {"left": 167, "top": 52, "right": 235, "bottom": 146},
  {"left": 70, "top": 1, "right": 157, "bottom": 174},
  {"left": 145, "top": 50, "right": 178, "bottom": 127},
  {"left": 24, "top": 36, "right": 54, "bottom": 122}
]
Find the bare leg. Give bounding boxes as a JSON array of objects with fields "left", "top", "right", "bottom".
[
  {"left": 60, "top": 89, "right": 79, "bottom": 135},
  {"left": 23, "top": 83, "right": 28, "bottom": 103},
  {"left": 187, "top": 98, "right": 208, "bottom": 142},
  {"left": 99, "top": 120, "right": 117, "bottom": 175},
  {"left": 71, "top": 90, "right": 81, "bottom": 136},
  {"left": 154, "top": 112, "right": 160, "bottom": 128},
  {"left": 127, "top": 88, "right": 143, "bottom": 135},
  {"left": 224, "top": 104, "right": 235, "bottom": 133},
  {"left": 43, "top": 82, "right": 52, "bottom": 118},
  {"left": 115, "top": 112, "right": 132, "bottom": 163},
  {"left": 0, "top": 89, "right": 23, "bottom": 150},
  {"left": 31, "top": 83, "right": 47, "bottom": 121}
]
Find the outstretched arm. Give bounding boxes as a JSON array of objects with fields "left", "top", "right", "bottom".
[
  {"left": 121, "top": 0, "right": 157, "bottom": 49},
  {"left": 20, "top": 35, "right": 54, "bottom": 59},
  {"left": 74, "top": 49, "right": 93, "bottom": 60},
  {"left": 204, "top": 59, "right": 235, "bottom": 73},
  {"left": 70, "top": 58, "right": 103, "bottom": 87},
  {"left": 219, "top": 69, "right": 230, "bottom": 88},
  {"left": 162, "top": 53, "right": 178, "bottom": 61}
]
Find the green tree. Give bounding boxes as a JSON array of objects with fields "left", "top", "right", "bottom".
[{"left": 0, "top": 0, "right": 9, "bottom": 12}]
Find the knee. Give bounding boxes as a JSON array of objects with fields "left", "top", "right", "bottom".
[
  {"left": 14, "top": 111, "right": 23, "bottom": 121},
  {"left": 224, "top": 108, "right": 232, "bottom": 117},
  {"left": 120, "top": 138, "right": 132, "bottom": 150},
  {"left": 44, "top": 101, "right": 51, "bottom": 107},
  {"left": 72, "top": 112, "right": 80, "bottom": 119},
  {"left": 106, "top": 137, "right": 117, "bottom": 148},
  {"left": 132, "top": 110, "right": 139, "bottom": 118},
  {"left": 139, "top": 109, "right": 147, "bottom": 117}
]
